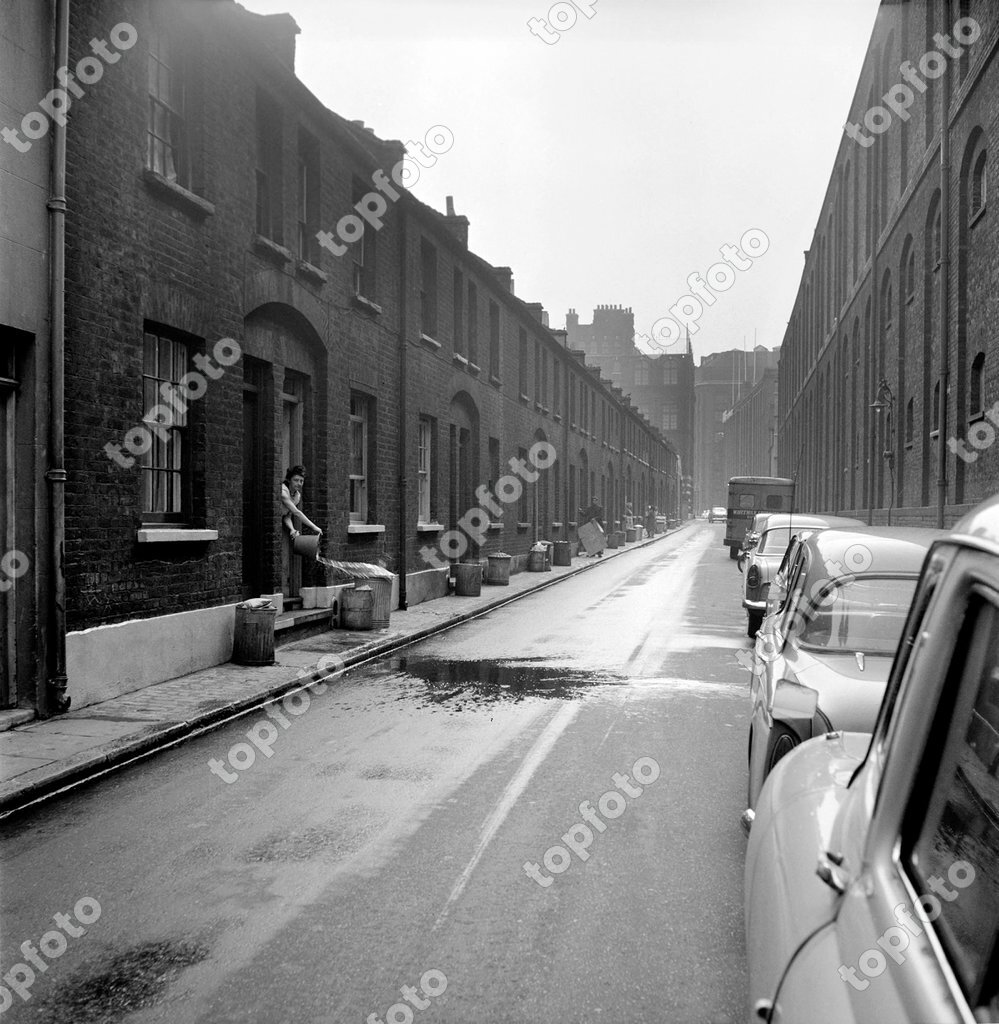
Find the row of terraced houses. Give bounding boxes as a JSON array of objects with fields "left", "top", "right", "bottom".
[
  {"left": 778, "top": 0, "right": 999, "bottom": 526},
  {"left": 1, "top": 0, "right": 679, "bottom": 717}
]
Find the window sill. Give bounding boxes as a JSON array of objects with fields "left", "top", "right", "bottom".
[
  {"left": 452, "top": 352, "right": 469, "bottom": 367},
  {"left": 905, "top": 441, "right": 914, "bottom": 450},
  {"left": 417, "top": 522, "right": 445, "bottom": 533},
  {"left": 420, "top": 334, "right": 442, "bottom": 350},
  {"left": 567, "top": 521, "right": 578, "bottom": 528},
  {"left": 489, "top": 374, "right": 502, "bottom": 388},
  {"left": 141, "top": 169, "right": 215, "bottom": 219},
  {"left": 970, "top": 409, "right": 985, "bottom": 424},
  {"left": 348, "top": 523, "right": 386, "bottom": 535},
  {"left": 254, "top": 235, "right": 292, "bottom": 265},
  {"left": 467, "top": 362, "right": 481, "bottom": 376},
  {"left": 296, "top": 259, "right": 328, "bottom": 285},
  {"left": 520, "top": 393, "right": 530, "bottom": 404},
  {"left": 488, "top": 522, "right": 503, "bottom": 531},
  {"left": 930, "top": 429, "right": 940, "bottom": 439},
  {"left": 517, "top": 522, "right": 531, "bottom": 530},
  {"left": 352, "top": 293, "right": 382, "bottom": 315},
  {"left": 970, "top": 203, "right": 986, "bottom": 228},
  {"left": 553, "top": 413, "right": 562, "bottom": 422},
  {"left": 535, "top": 401, "right": 543, "bottom": 412},
  {"left": 137, "top": 528, "right": 218, "bottom": 544},
  {"left": 551, "top": 521, "right": 563, "bottom": 529},
  {"left": 905, "top": 292, "right": 915, "bottom": 306}
]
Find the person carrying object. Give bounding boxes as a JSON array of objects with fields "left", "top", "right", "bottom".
[{"left": 280, "top": 465, "right": 322, "bottom": 539}]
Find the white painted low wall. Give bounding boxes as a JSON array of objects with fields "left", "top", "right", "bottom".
[
  {"left": 67, "top": 603, "right": 237, "bottom": 709},
  {"left": 403, "top": 567, "right": 449, "bottom": 606}
]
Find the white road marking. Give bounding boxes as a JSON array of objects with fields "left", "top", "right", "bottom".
[{"left": 433, "top": 700, "right": 580, "bottom": 930}]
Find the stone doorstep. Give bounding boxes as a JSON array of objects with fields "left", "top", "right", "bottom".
[{"left": 0, "top": 709, "right": 35, "bottom": 733}]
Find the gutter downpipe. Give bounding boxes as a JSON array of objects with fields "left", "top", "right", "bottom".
[
  {"left": 397, "top": 210, "right": 408, "bottom": 610},
  {"left": 867, "top": 159, "right": 880, "bottom": 527},
  {"left": 936, "top": 62, "right": 951, "bottom": 530},
  {"left": 46, "top": 0, "right": 71, "bottom": 714}
]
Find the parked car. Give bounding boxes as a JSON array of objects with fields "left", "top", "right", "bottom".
[
  {"left": 740, "top": 514, "right": 865, "bottom": 637},
  {"left": 737, "top": 512, "right": 772, "bottom": 565},
  {"left": 745, "top": 497, "right": 999, "bottom": 1024},
  {"left": 744, "top": 526, "right": 943, "bottom": 813},
  {"left": 709, "top": 506, "right": 727, "bottom": 523}
]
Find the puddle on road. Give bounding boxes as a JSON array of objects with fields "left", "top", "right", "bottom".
[
  {"left": 243, "top": 808, "right": 389, "bottom": 863},
  {"left": 36, "top": 939, "right": 209, "bottom": 1023},
  {"left": 362, "top": 656, "right": 627, "bottom": 707}
]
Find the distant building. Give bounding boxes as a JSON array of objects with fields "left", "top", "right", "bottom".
[
  {"left": 722, "top": 368, "right": 779, "bottom": 483},
  {"left": 694, "top": 347, "right": 780, "bottom": 509},
  {"left": 565, "top": 305, "right": 694, "bottom": 514}
]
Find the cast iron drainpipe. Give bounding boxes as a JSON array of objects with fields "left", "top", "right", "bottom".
[
  {"left": 45, "top": 0, "right": 71, "bottom": 713},
  {"left": 396, "top": 210, "right": 408, "bottom": 609},
  {"left": 937, "top": 62, "right": 952, "bottom": 530}
]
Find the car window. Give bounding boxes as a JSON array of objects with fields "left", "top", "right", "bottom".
[
  {"left": 798, "top": 576, "right": 918, "bottom": 656},
  {"left": 872, "top": 557, "right": 944, "bottom": 760},
  {"left": 738, "top": 493, "right": 755, "bottom": 509},
  {"left": 779, "top": 549, "right": 809, "bottom": 637},
  {"left": 765, "top": 494, "right": 784, "bottom": 510},
  {"left": 759, "top": 528, "right": 792, "bottom": 555},
  {"left": 905, "top": 593, "right": 999, "bottom": 1013}
]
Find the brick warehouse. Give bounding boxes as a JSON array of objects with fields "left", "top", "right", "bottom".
[
  {"left": 2, "top": 0, "right": 678, "bottom": 715},
  {"left": 778, "top": 0, "right": 999, "bottom": 525}
]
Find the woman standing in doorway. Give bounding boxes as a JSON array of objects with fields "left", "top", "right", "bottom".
[{"left": 280, "top": 465, "right": 322, "bottom": 539}]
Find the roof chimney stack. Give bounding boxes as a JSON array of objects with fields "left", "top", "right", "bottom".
[{"left": 444, "top": 195, "right": 470, "bottom": 247}]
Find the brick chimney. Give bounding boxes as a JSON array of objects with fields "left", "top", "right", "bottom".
[
  {"left": 245, "top": 12, "right": 300, "bottom": 70},
  {"left": 493, "top": 267, "right": 514, "bottom": 294},
  {"left": 525, "top": 302, "right": 546, "bottom": 324},
  {"left": 444, "top": 196, "right": 470, "bottom": 247}
]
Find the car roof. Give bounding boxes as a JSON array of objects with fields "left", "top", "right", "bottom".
[
  {"left": 951, "top": 491, "right": 999, "bottom": 555},
  {"left": 802, "top": 526, "right": 946, "bottom": 574},
  {"left": 759, "top": 513, "right": 865, "bottom": 532}
]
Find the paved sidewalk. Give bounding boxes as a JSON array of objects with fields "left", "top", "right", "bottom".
[{"left": 0, "top": 525, "right": 694, "bottom": 816}]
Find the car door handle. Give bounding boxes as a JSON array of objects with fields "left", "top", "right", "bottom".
[{"left": 815, "top": 852, "right": 848, "bottom": 894}]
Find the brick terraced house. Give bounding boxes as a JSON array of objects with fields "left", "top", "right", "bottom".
[
  {"left": 778, "top": 0, "right": 999, "bottom": 526},
  {"left": 2, "top": 0, "right": 678, "bottom": 716}
]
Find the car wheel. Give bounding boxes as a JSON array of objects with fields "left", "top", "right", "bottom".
[
  {"left": 765, "top": 724, "right": 798, "bottom": 779},
  {"left": 746, "top": 611, "right": 763, "bottom": 638}
]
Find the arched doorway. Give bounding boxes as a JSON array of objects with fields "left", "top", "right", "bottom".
[
  {"left": 448, "top": 392, "right": 480, "bottom": 557},
  {"left": 243, "top": 304, "right": 325, "bottom": 601}
]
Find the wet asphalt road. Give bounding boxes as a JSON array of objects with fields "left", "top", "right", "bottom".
[{"left": 1, "top": 524, "right": 752, "bottom": 1024}]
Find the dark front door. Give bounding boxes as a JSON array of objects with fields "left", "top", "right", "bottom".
[{"left": 242, "top": 385, "right": 263, "bottom": 599}]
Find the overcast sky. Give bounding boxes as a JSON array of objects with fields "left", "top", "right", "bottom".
[{"left": 237, "top": 0, "right": 881, "bottom": 363}]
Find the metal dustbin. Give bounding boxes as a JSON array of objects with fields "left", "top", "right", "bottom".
[
  {"left": 486, "top": 552, "right": 512, "bottom": 585},
  {"left": 625, "top": 527, "right": 638, "bottom": 543},
  {"left": 362, "top": 577, "right": 393, "bottom": 628},
  {"left": 607, "top": 532, "right": 621, "bottom": 549},
  {"left": 341, "top": 585, "right": 374, "bottom": 630},
  {"left": 232, "top": 601, "right": 277, "bottom": 665},
  {"left": 528, "top": 542, "right": 549, "bottom": 572},
  {"left": 453, "top": 561, "right": 482, "bottom": 596},
  {"left": 553, "top": 540, "right": 571, "bottom": 566}
]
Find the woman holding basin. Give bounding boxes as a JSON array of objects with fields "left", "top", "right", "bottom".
[{"left": 280, "top": 465, "right": 322, "bottom": 547}]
